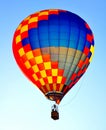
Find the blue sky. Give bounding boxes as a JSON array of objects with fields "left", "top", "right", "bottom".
[{"left": 0, "top": 0, "right": 106, "bottom": 130}]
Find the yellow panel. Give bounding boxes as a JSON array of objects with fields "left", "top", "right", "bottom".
[
  {"left": 18, "top": 48, "right": 25, "bottom": 57},
  {"left": 24, "top": 61, "right": 31, "bottom": 69},
  {"left": 16, "top": 35, "right": 21, "bottom": 44},
  {"left": 32, "top": 65, "right": 39, "bottom": 73},
  {"left": 41, "top": 86, "right": 46, "bottom": 93},
  {"left": 44, "top": 62, "right": 51, "bottom": 70},
  {"left": 47, "top": 76, "right": 53, "bottom": 84},
  {"left": 57, "top": 76, "right": 62, "bottom": 83},
  {"left": 39, "top": 11, "right": 49, "bottom": 16},
  {"left": 90, "top": 45, "right": 94, "bottom": 54},
  {"left": 59, "top": 84, "right": 64, "bottom": 92},
  {"left": 21, "top": 25, "right": 28, "bottom": 33},
  {"left": 40, "top": 70, "right": 47, "bottom": 78},
  {"left": 46, "top": 84, "right": 50, "bottom": 91},
  {"left": 24, "top": 16, "right": 30, "bottom": 21},
  {"left": 39, "top": 78, "right": 45, "bottom": 86},
  {"left": 26, "top": 51, "right": 34, "bottom": 60},
  {"left": 16, "top": 24, "right": 22, "bottom": 31},
  {"left": 53, "top": 83, "right": 56, "bottom": 91},
  {"left": 89, "top": 45, "right": 95, "bottom": 62},
  {"left": 35, "top": 56, "right": 43, "bottom": 64},
  {"left": 32, "top": 74, "right": 38, "bottom": 81},
  {"left": 29, "top": 17, "right": 38, "bottom": 23},
  {"left": 52, "top": 69, "right": 58, "bottom": 76}
]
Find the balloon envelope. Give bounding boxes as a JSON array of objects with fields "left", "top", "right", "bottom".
[{"left": 12, "top": 9, "right": 94, "bottom": 104}]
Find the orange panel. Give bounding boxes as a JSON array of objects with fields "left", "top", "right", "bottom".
[
  {"left": 78, "top": 60, "right": 84, "bottom": 69},
  {"left": 33, "top": 49, "right": 41, "bottom": 57},
  {"left": 42, "top": 54, "right": 50, "bottom": 62},
  {"left": 29, "top": 58, "right": 36, "bottom": 66}
]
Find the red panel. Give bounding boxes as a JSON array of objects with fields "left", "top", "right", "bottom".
[
  {"left": 28, "top": 68, "right": 34, "bottom": 75},
  {"left": 16, "top": 42, "right": 22, "bottom": 50},
  {"left": 58, "top": 69, "right": 64, "bottom": 76},
  {"left": 84, "top": 57, "right": 89, "bottom": 65},
  {"left": 43, "top": 77, "right": 48, "bottom": 84},
  {"left": 38, "top": 15, "right": 48, "bottom": 21},
  {"left": 35, "top": 80, "right": 42, "bottom": 88},
  {"left": 83, "top": 47, "right": 90, "bottom": 56},
  {"left": 53, "top": 76, "right": 57, "bottom": 83},
  {"left": 43, "top": 85, "right": 48, "bottom": 93},
  {"left": 36, "top": 72, "right": 42, "bottom": 79},
  {"left": 86, "top": 34, "right": 93, "bottom": 43},
  {"left": 77, "top": 69, "right": 83, "bottom": 77},
  {"left": 51, "top": 61, "right": 58, "bottom": 69},
  {"left": 23, "top": 44, "right": 31, "bottom": 52},
  {"left": 21, "top": 55, "right": 28, "bottom": 63},
  {"left": 56, "top": 84, "right": 60, "bottom": 91},
  {"left": 21, "top": 31, "right": 28, "bottom": 39},
  {"left": 63, "top": 85, "right": 69, "bottom": 94},
  {"left": 49, "top": 10, "right": 59, "bottom": 14},
  {"left": 85, "top": 23, "right": 90, "bottom": 29},
  {"left": 28, "top": 22, "right": 38, "bottom": 29},
  {"left": 49, "top": 84, "right": 53, "bottom": 91},
  {"left": 14, "top": 30, "right": 20, "bottom": 37},
  {"left": 78, "top": 60, "right": 84, "bottom": 69},
  {"left": 38, "top": 63, "right": 45, "bottom": 70},
  {"left": 71, "top": 73, "right": 77, "bottom": 80},
  {"left": 21, "top": 20, "right": 28, "bottom": 26},
  {"left": 31, "top": 13, "right": 39, "bottom": 18},
  {"left": 46, "top": 69, "right": 52, "bottom": 76},
  {"left": 61, "top": 77, "right": 66, "bottom": 84}
]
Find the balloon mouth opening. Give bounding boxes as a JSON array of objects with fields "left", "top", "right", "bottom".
[{"left": 45, "top": 91, "right": 63, "bottom": 104}]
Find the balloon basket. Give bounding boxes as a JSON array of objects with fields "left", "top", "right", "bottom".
[{"left": 51, "top": 104, "right": 59, "bottom": 120}]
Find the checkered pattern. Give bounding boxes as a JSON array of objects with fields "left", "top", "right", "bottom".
[{"left": 13, "top": 9, "right": 95, "bottom": 103}]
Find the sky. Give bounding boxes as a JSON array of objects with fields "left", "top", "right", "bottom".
[{"left": 0, "top": 0, "right": 106, "bottom": 130}]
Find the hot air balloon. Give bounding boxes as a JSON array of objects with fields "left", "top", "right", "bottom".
[{"left": 12, "top": 9, "right": 94, "bottom": 120}]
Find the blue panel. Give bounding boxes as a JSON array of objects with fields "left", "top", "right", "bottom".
[
  {"left": 70, "top": 28, "right": 79, "bottom": 41},
  {"left": 49, "top": 39, "right": 58, "bottom": 47},
  {"left": 85, "top": 41, "right": 91, "bottom": 48},
  {"left": 60, "top": 32, "right": 69, "bottom": 40},
  {"left": 77, "top": 36, "right": 85, "bottom": 51},
  {"left": 60, "top": 25, "right": 69, "bottom": 32},
  {"left": 80, "top": 30, "right": 86, "bottom": 38},
  {"left": 28, "top": 28, "right": 40, "bottom": 49},
  {"left": 40, "top": 40, "right": 49, "bottom": 48},
  {"left": 88, "top": 52, "right": 92, "bottom": 58},
  {"left": 49, "top": 18, "right": 59, "bottom": 47},
  {"left": 49, "top": 15, "right": 59, "bottom": 23},
  {"left": 38, "top": 20, "right": 48, "bottom": 32},
  {"left": 59, "top": 39, "right": 69, "bottom": 47},
  {"left": 22, "top": 38, "right": 30, "bottom": 46},
  {"left": 92, "top": 40, "right": 94, "bottom": 46},
  {"left": 69, "top": 40, "right": 78, "bottom": 49},
  {"left": 38, "top": 20, "right": 48, "bottom": 26},
  {"left": 39, "top": 32, "right": 49, "bottom": 41}
]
